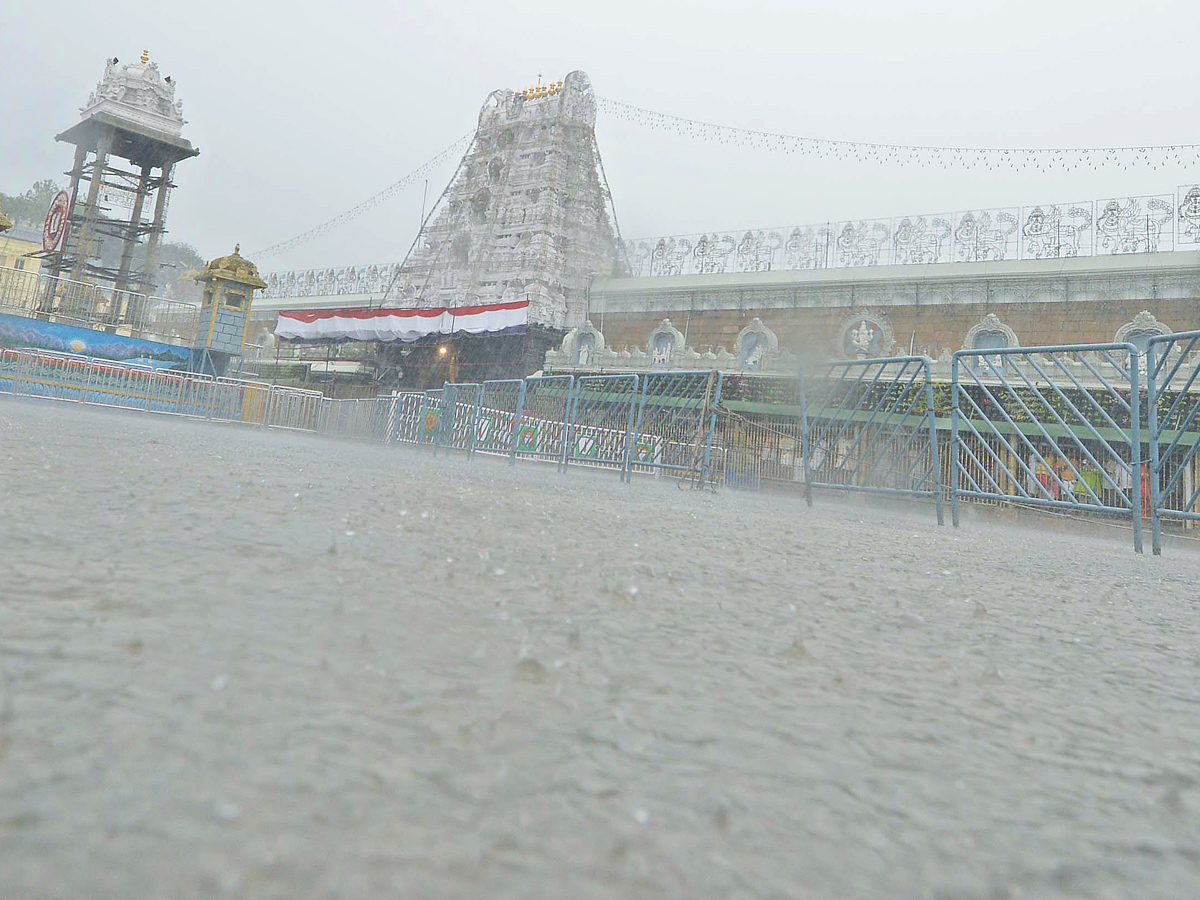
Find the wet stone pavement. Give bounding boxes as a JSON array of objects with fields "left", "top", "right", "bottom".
[{"left": 2, "top": 397, "right": 1200, "bottom": 899}]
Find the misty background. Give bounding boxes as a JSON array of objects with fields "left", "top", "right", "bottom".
[{"left": 1, "top": 0, "right": 1197, "bottom": 275}]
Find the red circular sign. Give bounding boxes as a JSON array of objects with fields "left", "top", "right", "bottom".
[{"left": 42, "top": 191, "right": 71, "bottom": 253}]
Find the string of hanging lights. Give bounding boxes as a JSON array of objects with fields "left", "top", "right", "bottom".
[
  {"left": 254, "top": 94, "right": 1200, "bottom": 263},
  {"left": 251, "top": 132, "right": 474, "bottom": 259},
  {"left": 595, "top": 97, "right": 1200, "bottom": 172}
]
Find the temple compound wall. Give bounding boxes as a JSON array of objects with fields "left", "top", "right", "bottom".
[{"left": 547, "top": 250, "right": 1200, "bottom": 372}]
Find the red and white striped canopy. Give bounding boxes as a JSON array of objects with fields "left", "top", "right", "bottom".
[{"left": 274, "top": 299, "right": 529, "bottom": 343}]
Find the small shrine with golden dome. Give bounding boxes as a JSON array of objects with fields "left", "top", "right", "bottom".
[
  {"left": 193, "top": 244, "right": 268, "bottom": 374},
  {"left": 0, "top": 204, "right": 11, "bottom": 235}
]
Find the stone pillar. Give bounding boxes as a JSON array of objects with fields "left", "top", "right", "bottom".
[
  {"left": 69, "top": 129, "right": 112, "bottom": 285},
  {"left": 139, "top": 163, "right": 173, "bottom": 297},
  {"left": 115, "top": 165, "right": 153, "bottom": 323}
]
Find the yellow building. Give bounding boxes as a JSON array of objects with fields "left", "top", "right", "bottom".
[{"left": 0, "top": 222, "right": 44, "bottom": 275}]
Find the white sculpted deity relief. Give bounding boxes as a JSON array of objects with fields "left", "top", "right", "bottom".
[
  {"left": 693, "top": 234, "right": 737, "bottom": 275},
  {"left": 736, "top": 231, "right": 781, "bottom": 272},
  {"left": 833, "top": 221, "right": 890, "bottom": 268},
  {"left": 783, "top": 226, "right": 830, "bottom": 270},
  {"left": 1095, "top": 196, "right": 1174, "bottom": 254},
  {"left": 892, "top": 216, "right": 951, "bottom": 265},
  {"left": 849, "top": 321, "right": 874, "bottom": 357},
  {"left": 622, "top": 240, "right": 654, "bottom": 277},
  {"left": 651, "top": 238, "right": 692, "bottom": 276},
  {"left": 953, "top": 210, "right": 1019, "bottom": 262},
  {"left": 1177, "top": 185, "right": 1200, "bottom": 246},
  {"left": 1021, "top": 205, "right": 1094, "bottom": 259},
  {"left": 837, "top": 310, "right": 895, "bottom": 359}
]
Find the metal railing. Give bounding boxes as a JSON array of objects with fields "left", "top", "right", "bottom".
[
  {"left": 0, "top": 266, "right": 201, "bottom": 346},
  {"left": 631, "top": 371, "right": 723, "bottom": 485},
  {"left": 10, "top": 339, "right": 1200, "bottom": 557},
  {"left": 1147, "top": 330, "right": 1200, "bottom": 554},
  {"left": 0, "top": 347, "right": 332, "bottom": 430},
  {"left": 475, "top": 380, "right": 524, "bottom": 461},
  {"left": 799, "top": 356, "right": 943, "bottom": 523},
  {"left": 565, "top": 374, "right": 640, "bottom": 480},
  {"left": 435, "top": 382, "right": 482, "bottom": 455},
  {"left": 513, "top": 375, "right": 574, "bottom": 468},
  {"left": 951, "top": 343, "right": 1144, "bottom": 552}
]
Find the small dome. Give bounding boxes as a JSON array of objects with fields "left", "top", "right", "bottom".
[
  {"left": 200, "top": 244, "right": 268, "bottom": 289},
  {"left": 0, "top": 204, "right": 11, "bottom": 234}
]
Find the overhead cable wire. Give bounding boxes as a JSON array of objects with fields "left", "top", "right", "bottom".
[{"left": 250, "top": 131, "right": 474, "bottom": 259}]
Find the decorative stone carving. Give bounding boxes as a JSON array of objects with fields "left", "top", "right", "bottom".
[
  {"left": 338, "top": 70, "right": 620, "bottom": 328},
  {"left": 963, "top": 313, "right": 1019, "bottom": 351},
  {"left": 1115, "top": 310, "right": 1172, "bottom": 348},
  {"left": 733, "top": 318, "right": 779, "bottom": 371},
  {"left": 836, "top": 310, "right": 895, "bottom": 359},
  {"left": 558, "top": 320, "right": 605, "bottom": 366},
  {"left": 81, "top": 51, "right": 185, "bottom": 138},
  {"left": 646, "top": 318, "right": 686, "bottom": 367}
]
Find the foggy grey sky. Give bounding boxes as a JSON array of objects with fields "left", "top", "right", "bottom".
[{"left": 2, "top": 0, "right": 1198, "bottom": 273}]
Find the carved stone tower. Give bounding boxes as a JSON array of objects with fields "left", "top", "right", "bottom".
[
  {"left": 385, "top": 71, "right": 622, "bottom": 329},
  {"left": 47, "top": 51, "right": 198, "bottom": 311}
]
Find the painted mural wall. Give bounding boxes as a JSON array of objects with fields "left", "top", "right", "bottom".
[{"left": 0, "top": 313, "right": 191, "bottom": 368}]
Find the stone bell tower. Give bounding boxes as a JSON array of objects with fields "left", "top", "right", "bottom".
[
  {"left": 193, "top": 245, "right": 267, "bottom": 375},
  {"left": 46, "top": 51, "right": 198, "bottom": 316}
]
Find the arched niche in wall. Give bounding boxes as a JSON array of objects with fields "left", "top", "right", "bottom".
[
  {"left": 558, "top": 320, "right": 605, "bottom": 366},
  {"left": 647, "top": 318, "right": 686, "bottom": 367},
  {"left": 1115, "top": 310, "right": 1172, "bottom": 356},
  {"left": 733, "top": 318, "right": 779, "bottom": 371},
  {"left": 962, "top": 313, "right": 1019, "bottom": 373}
]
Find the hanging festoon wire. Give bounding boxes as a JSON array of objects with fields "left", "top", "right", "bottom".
[
  {"left": 250, "top": 132, "right": 475, "bottom": 260},
  {"left": 594, "top": 96, "right": 1200, "bottom": 171}
]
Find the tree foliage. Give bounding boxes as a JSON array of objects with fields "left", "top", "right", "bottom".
[
  {"left": 0, "top": 179, "right": 62, "bottom": 225},
  {"left": 1, "top": 178, "right": 206, "bottom": 300}
]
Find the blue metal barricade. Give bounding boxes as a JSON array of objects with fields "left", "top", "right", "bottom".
[
  {"left": 564, "top": 374, "right": 639, "bottom": 479},
  {"left": 1146, "top": 330, "right": 1200, "bottom": 555},
  {"left": 951, "top": 343, "right": 1142, "bottom": 552},
  {"left": 321, "top": 396, "right": 402, "bottom": 442},
  {"left": 413, "top": 389, "right": 443, "bottom": 446},
  {"left": 435, "top": 382, "right": 481, "bottom": 454},
  {"left": 265, "top": 385, "right": 326, "bottom": 431},
  {"left": 475, "top": 379, "right": 525, "bottom": 461},
  {"left": 0, "top": 348, "right": 19, "bottom": 393},
  {"left": 630, "top": 370, "right": 723, "bottom": 483},
  {"left": 799, "top": 356, "right": 943, "bottom": 523},
  {"left": 387, "top": 392, "right": 429, "bottom": 444},
  {"left": 513, "top": 374, "right": 573, "bottom": 468}
]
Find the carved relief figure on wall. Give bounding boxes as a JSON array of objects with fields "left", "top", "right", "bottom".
[
  {"left": 652, "top": 333, "right": 674, "bottom": 365},
  {"left": 1021, "top": 205, "right": 1093, "bottom": 259},
  {"left": 835, "top": 221, "right": 889, "bottom": 268},
  {"left": 1095, "top": 198, "right": 1174, "bottom": 254},
  {"left": 783, "top": 226, "right": 830, "bottom": 270},
  {"left": 1178, "top": 186, "right": 1200, "bottom": 245},
  {"left": 954, "top": 210, "right": 1018, "bottom": 262},
  {"left": 838, "top": 311, "right": 894, "bottom": 359},
  {"left": 893, "top": 216, "right": 950, "bottom": 265}
]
